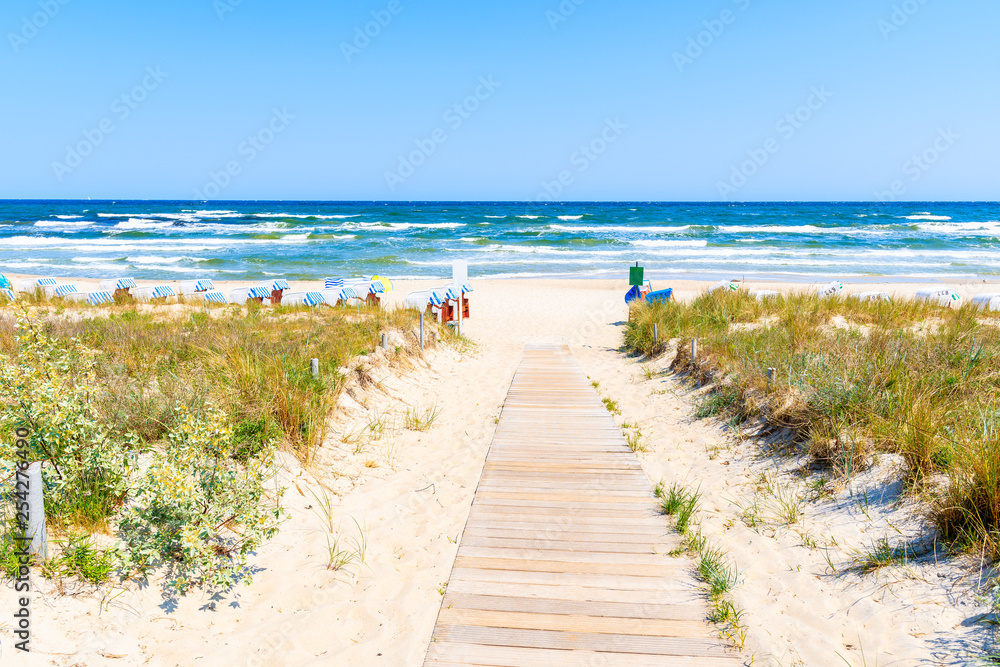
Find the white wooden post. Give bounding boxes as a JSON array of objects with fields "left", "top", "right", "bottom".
[
  {"left": 310, "top": 358, "right": 319, "bottom": 378},
  {"left": 26, "top": 462, "right": 47, "bottom": 560},
  {"left": 419, "top": 312, "right": 425, "bottom": 351},
  {"left": 691, "top": 339, "right": 698, "bottom": 365},
  {"left": 453, "top": 260, "right": 468, "bottom": 337}
]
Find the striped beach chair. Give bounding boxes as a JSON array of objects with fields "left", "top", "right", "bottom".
[
  {"left": 281, "top": 291, "right": 327, "bottom": 308},
  {"left": 133, "top": 285, "right": 177, "bottom": 302},
  {"left": 0, "top": 275, "right": 11, "bottom": 290},
  {"left": 320, "top": 286, "right": 362, "bottom": 306},
  {"left": 258, "top": 279, "right": 291, "bottom": 305},
  {"left": 63, "top": 291, "right": 115, "bottom": 306},
  {"left": 178, "top": 279, "right": 216, "bottom": 295},
  {"left": 230, "top": 286, "right": 271, "bottom": 306},
  {"left": 98, "top": 278, "right": 138, "bottom": 301},
  {"left": 19, "top": 277, "right": 57, "bottom": 296},
  {"left": 185, "top": 290, "right": 229, "bottom": 305},
  {"left": 50, "top": 284, "right": 81, "bottom": 299},
  {"left": 445, "top": 282, "right": 474, "bottom": 318},
  {"left": 1, "top": 288, "right": 16, "bottom": 302},
  {"left": 752, "top": 290, "right": 780, "bottom": 301},
  {"left": 324, "top": 278, "right": 345, "bottom": 289}
]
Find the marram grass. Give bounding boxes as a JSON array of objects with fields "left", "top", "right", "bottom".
[{"left": 626, "top": 290, "right": 1000, "bottom": 559}]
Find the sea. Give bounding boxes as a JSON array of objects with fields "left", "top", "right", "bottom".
[{"left": 3, "top": 201, "right": 998, "bottom": 282}]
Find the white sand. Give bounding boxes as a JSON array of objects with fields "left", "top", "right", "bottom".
[{"left": 2, "top": 275, "right": 996, "bottom": 665}]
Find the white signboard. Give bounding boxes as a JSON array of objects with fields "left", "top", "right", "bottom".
[{"left": 453, "top": 260, "right": 468, "bottom": 284}]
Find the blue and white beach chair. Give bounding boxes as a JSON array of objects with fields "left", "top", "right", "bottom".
[
  {"left": 229, "top": 286, "right": 271, "bottom": 305},
  {"left": 19, "top": 277, "right": 57, "bottom": 296},
  {"left": 63, "top": 291, "right": 115, "bottom": 306},
  {"left": 98, "top": 278, "right": 138, "bottom": 300},
  {"left": 178, "top": 279, "right": 216, "bottom": 296},
  {"left": 49, "top": 284, "right": 81, "bottom": 299},
  {"left": 281, "top": 291, "right": 327, "bottom": 308},
  {"left": 133, "top": 285, "right": 177, "bottom": 302},
  {"left": 258, "top": 279, "right": 291, "bottom": 305},
  {"left": 320, "top": 286, "right": 362, "bottom": 306}
]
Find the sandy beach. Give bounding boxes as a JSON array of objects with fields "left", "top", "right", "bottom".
[{"left": 2, "top": 275, "right": 997, "bottom": 666}]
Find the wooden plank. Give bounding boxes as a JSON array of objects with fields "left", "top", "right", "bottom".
[
  {"left": 423, "top": 348, "right": 739, "bottom": 666},
  {"left": 441, "top": 593, "right": 709, "bottom": 622},
  {"left": 426, "top": 643, "right": 738, "bottom": 667},
  {"left": 453, "top": 556, "right": 683, "bottom": 577}
]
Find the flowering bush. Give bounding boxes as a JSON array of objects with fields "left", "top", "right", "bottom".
[
  {"left": 1, "top": 311, "right": 284, "bottom": 593},
  {"left": 0, "top": 312, "right": 134, "bottom": 526},
  {"left": 118, "top": 405, "right": 282, "bottom": 593}
]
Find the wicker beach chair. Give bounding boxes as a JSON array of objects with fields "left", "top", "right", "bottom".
[
  {"left": 178, "top": 279, "right": 216, "bottom": 296},
  {"left": 850, "top": 292, "right": 891, "bottom": 303},
  {"left": 229, "top": 286, "right": 271, "bottom": 306},
  {"left": 281, "top": 291, "right": 327, "bottom": 308},
  {"left": 320, "top": 286, "right": 362, "bottom": 307},
  {"left": 19, "top": 277, "right": 57, "bottom": 296},
  {"left": 258, "top": 279, "right": 291, "bottom": 305},
  {"left": 133, "top": 285, "right": 177, "bottom": 303},
  {"left": 971, "top": 293, "right": 1000, "bottom": 312},
  {"left": 915, "top": 288, "right": 962, "bottom": 307},
  {"left": 817, "top": 281, "right": 844, "bottom": 298},
  {"left": 184, "top": 290, "right": 228, "bottom": 305},
  {"left": 445, "top": 282, "right": 474, "bottom": 318},
  {"left": 63, "top": 291, "right": 115, "bottom": 306},
  {"left": 97, "top": 278, "right": 138, "bottom": 301},
  {"left": 708, "top": 280, "right": 739, "bottom": 294}
]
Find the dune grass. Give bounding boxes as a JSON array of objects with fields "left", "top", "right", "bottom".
[
  {"left": 1, "top": 302, "right": 423, "bottom": 467},
  {"left": 0, "top": 301, "right": 430, "bottom": 590},
  {"left": 625, "top": 289, "right": 1000, "bottom": 559}
]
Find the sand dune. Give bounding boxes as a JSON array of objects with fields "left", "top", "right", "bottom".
[{"left": 2, "top": 276, "right": 995, "bottom": 665}]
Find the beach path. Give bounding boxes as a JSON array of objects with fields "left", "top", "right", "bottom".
[{"left": 423, "top": 345, "right": 739, "bottom": 666}]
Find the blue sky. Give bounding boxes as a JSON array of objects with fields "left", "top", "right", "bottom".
[{"left": 1, "top": 0, "right": 996, "bottom": 201}]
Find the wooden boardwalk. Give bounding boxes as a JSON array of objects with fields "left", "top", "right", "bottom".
[{"left": 424, "top": 346, "right": 740, "bottom": 666}]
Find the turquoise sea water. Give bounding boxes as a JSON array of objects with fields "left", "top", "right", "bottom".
[{"left": 3, "top": 201, "right": 998, "bottom": 282}]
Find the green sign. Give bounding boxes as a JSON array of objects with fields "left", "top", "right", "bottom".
[{"left": 629, "top": 265, "right": 644, "bottom": 286}]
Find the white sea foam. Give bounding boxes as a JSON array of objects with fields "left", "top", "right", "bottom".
[
  {"left": 631, "top": 240, "right": 709, "bottom": 248},
  {"left": 54, "top": 215, "right": 84, "bottom": 219},
  {"left": 549, "top": 224, "right": 690, "bottom": 233},
  {"left": 346, "top": 222, "right": 465, "bottom": 231},
  {"left": 557, "top": 215, "right": 584, "bottom": 221},
  {"left": 915, "top": 221, "right": 1000, "bottom": 235},
  {"left": 517, "top": 215, "right": 541, "bottom": 219},
  {"left": 485, "top": 215, "right": 507, "bottom": 219},
  {"left": 34, "top": 220, "right": 93, "bottom": 228},
  {"left": 903, "top": 215, "right": 952, "bottom": 221},
  {"left": 113, "top": 219, "right": 179, "bottom": 230},
  {"left": 126, "top": 255, "right": 209, "bottom": 264},
  {"left": 253, "top": 213, "right": 360, "bottom": 220}
]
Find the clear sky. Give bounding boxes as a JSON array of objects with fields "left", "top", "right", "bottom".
[{"left": 1, "top": 0, "right": 996, "bottom": 201}]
